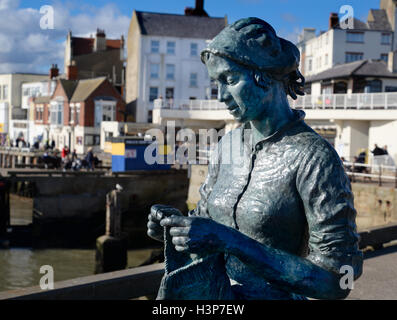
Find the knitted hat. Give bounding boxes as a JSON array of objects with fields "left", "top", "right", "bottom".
[{"left": 201, "top": 17, "right": 300, "bottom": 80}]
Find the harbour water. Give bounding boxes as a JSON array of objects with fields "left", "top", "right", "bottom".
[{"left": 0, "top": 195, "right": 156, "bottom": 293}]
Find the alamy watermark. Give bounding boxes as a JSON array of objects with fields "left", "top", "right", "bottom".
[
  {"left": 339, "top": 5, "right": 354, "bottom": 30},
  {"left": 339, "top": 265, "right": 354, "bottom": 290},
  {"left": 40, "top": 265, "right": 54, "bottom": 290},
  {"left": 40, "top": 5, "right": 54, "bottom": 30}
]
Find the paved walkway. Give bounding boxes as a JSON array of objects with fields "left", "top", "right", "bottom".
[{"left": 347, "top": 241, "right": 397, "bottom": 300}]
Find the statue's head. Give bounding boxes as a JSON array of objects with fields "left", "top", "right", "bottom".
[{"left": 201, "top": 17, "right": 304, "bottom": 123}]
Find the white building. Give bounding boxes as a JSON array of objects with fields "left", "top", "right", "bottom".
[
  {"left": 0, "top": 73, "right": 48, "bottom": 145},
  {"left": 21, "top": 76, "right": 57, "bottom": 146},
  {"left": 298, "top": 1, "right": 397, "bottom": 77},
  {"left": 126, "top": 4, "right": 227, "bottom": 123}
]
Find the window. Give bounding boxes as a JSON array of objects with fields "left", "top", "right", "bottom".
[
  {"left": 150, "top": 63, "right": 159, "bottom": 79},
  {"left": 365, "top": 79, "right": 382, "bottom": 93},
  {"left": 85, "top": 134, "right": 100, "bottom": 146},
  {"left": 190, "top": 73, "right": 198, "bottom": 87},
  {"left": 345, "top": 52, "right": 363, "bottom": 63},
  {"left": 50, "top": 101, "right": 63, "bottom": 125},
  {"left": 75, "top": 105, "right": 80, "bottom": 125},
  {"left": 166, "top": 64, "right": 175, "bottom": 80},
  {"left": 190, "top": 43, "right": 198, "bottom": 56},
  {"left": 94, "top": 101, "right": 116, "bottom": 127},
  {"left": 149, "top": 87, "right": 158, "bottom": 102},
  {"left": 2, "top": 85, "right": 8, "bottom": 100},
  {"left": 69, "top": 105, "right": 73, "bottom": 124},
  {"left": 165, "top": 87, "right": 174, "bottom": 99},
  {"left": 334, "top": 82, "right": 347, "bottom": 94},
  {"left": 346, "top": 32, "right": 364, "bottom": 43},
  {"left": 325, "top": 54, "right": 328, "bottom": 66},
  {"left": 210, "top": 80, "right": 218, "bottom": 99},
  {"left": 151, "top": 40, "right": 160, "bottom": 53},
  {"left": 308, "top": 59, "right": 312, "bottom": 72},
  {"left": 167, "top": 41, "right": 175, "bottom": 54},
  {"left": 102, "top": 104, "right": 114, "bottom": 121},
  {"left": 385, "top": 86, "right": 397, "bottom": 92},
  {"left": 35, "top": 106, "right": 43, "bottom": 121},
  {"left": 381, "top": 33, "right": 391, "bottom": 45},
  {"left": 381, "top": 53, "right": 388, "bottom": 63}
]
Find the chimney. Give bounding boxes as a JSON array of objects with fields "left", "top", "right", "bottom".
[
  {"left": 329, "top": 12, "right": 339, "bottom": 29},
  {"left": 388, "top": 51, "right": 397, "bottom": 72},
  {"left": 120, "top": 35, "right": 125, "bottom": 61},
  {"left": 49, "top": 64, "right": 59, "bottom": 79},
  {"left": 67, "top": 60, "right": 78, "bottom": 80},
  {"left": 94, "top": 28, "right": 107, "bottom": 52},
  {"left": 185, "top": 0, "right": 208, "bottom": 17},
  {"left": 196, "top": 0, "right": 204, "bottom": 11}
]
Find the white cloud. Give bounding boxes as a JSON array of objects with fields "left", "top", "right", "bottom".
[
  {"left": 279, "top": 27, "right": 302, "bottom": 44},
  {"left": 0, "top": 1, "right": 130, "bottom": 74},
  {"left": 0, "top": 0, "right": 19, "bottom": 10}
]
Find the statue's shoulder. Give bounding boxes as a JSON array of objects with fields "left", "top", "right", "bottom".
[{"left": 289, "top": 121, "right": 342, "bottom": 166}]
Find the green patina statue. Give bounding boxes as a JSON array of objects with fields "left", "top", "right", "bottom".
[{"left": 147, "top": 17, "right": 363, "bottom": 300}]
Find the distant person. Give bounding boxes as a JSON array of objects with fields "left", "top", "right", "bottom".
[
  {"left": 85, "top": 147, "right": 94, "bottom": 171},
  {"left": 61, "top": 146, "right": 68, "bottom": 162},
  {"left": 383, "top": 145, "right": 389, "bottom": 155},
  {"left": 50, "top": 140, "right": 55, "bottom": 150},
  {"left": 371, "top": 144, "right": 384, "bottom": 156},
  {"left": 71, "top": 149, "right": 77, "bottom": 162}
]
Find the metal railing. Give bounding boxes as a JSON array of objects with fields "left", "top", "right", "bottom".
[
  {"left": 155, "top": 92, "right": 397, "bottom": 111},
  {"left": 343, "top": 160, "right": 397, "bottom": 187},
  {"left": 290, "top": 92, "right": 397, "bottom": 110},
  {"left": 154, "top": 99, "right": 226, "bottom": 110}
]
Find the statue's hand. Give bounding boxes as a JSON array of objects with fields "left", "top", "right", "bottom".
[
  {"left": 160, "top": 215, "right": 230, "bottom": 255},
  {"left": 147, "top": 205, "right": 183, "bottom": 242}
]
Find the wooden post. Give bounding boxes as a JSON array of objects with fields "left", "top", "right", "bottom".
[
  {"left": 0, "top": 179, "right": 10, "bottom": 238},
  {"left": 106, "top": 190, "right": 122, "bottom": 238},
  {"left": 95, "top": 186, "right": 127, "bottom": 274}
]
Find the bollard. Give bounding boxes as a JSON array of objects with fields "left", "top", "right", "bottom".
[
  {"left": 11, "top": 155, "right": 16, "bottom": 169},
  {"left": 95, "top": 186, "right": 127, "bottom": 274}
]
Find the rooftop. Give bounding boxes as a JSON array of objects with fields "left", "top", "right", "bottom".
[
  {"left": 70, "top": 77, "right": 107, "bottom": 102},
  {"left": 71, "top": 36, "right": 123, "bottom": 57},
  {"left": 135, "top": 10, "right": 226, "bottom": 39},
  {"left": 306, "top": 59, "right": 397, "bottom": 82}
]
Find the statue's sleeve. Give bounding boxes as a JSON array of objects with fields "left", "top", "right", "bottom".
[
  {"left": 296, "top": 138, "right": 363, "bottom": 279},
  {"left": 188, "top": 142, "right": 221, "bottom": 218}
]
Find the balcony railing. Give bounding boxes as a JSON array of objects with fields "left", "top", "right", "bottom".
[
  {"left": 290, "top": 93, "right": 397, "bottom": 110},
  {"left": 154, "top": 99, "right": 226, "bottom": 110},
  {"left": 155, "top": 92, "right": 397, "bottom": 111}
]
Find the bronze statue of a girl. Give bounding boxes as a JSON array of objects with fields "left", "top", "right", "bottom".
[{"left": 147, "top": 17, "right": 362, "bottom": 300}]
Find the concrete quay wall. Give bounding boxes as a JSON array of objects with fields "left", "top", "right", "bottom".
[{"left": 11, "top": 170, "right": 189, "bottom": 248}]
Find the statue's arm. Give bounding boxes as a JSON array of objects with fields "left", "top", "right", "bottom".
[{"left": 224, "top": 139, "right": 363, "bottom": 299}]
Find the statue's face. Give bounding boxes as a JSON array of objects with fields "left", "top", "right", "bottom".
[{"left": 206, "top": 54, "right": 274, "bottom": 123}]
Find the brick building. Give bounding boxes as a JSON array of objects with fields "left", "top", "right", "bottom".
[
  {"left": 64, "top": 29, "right": 125, "bottom": 95},
  {"left": 33, "top": 77, "right": 125, "bottom": 155}
]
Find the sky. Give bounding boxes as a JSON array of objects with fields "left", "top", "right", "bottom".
[{"left": 0, "top": 0, "right": 380, "bottom": 74}]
